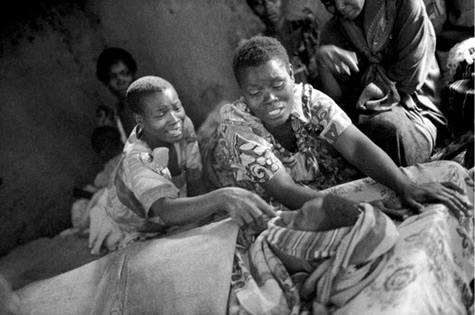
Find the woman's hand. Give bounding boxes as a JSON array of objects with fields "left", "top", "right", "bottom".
[
  {"left": 401, "top": 181, "right": 473, "bottom": 219},
  {"left": 317, "top": 45, "right": 359, "bottom": 76},
  {"left": 368, "top": 199, "right": 408, "bottom": 221},
  {"left": 217, "top": 187, "right": 276, "bottom": 230}
]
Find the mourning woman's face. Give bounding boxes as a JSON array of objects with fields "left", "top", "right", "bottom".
[{"left": 239, "top": 57, "right": 295, "bottom": 129}]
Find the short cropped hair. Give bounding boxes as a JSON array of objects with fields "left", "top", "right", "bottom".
[
  {"left": 90, "top": 125, "right": 122, "bottom": 155},
  {"left": 126, "top": 76, "right": 174, "bottom": 114},
  {"left": 96, "top": 47, "right": 137, "bottom": 83},
  {"left": 232, "top": 36, "right": 290, "bottom": 86}
]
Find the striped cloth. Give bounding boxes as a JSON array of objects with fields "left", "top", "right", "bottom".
[{"left": 234, "top": 204, "right": 399, "bottom": 314}]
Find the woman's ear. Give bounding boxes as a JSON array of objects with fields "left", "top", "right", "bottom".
[
  {"left": 134, "top": 113, "right": 143, "bottom": 127},
  {"left": 288, "top": 63, "right": 295, "bottom": 81}
]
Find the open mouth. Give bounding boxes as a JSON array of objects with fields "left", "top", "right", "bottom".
[
  {"left": 267, "top": 107, "right": 284, "bottom": 119},
  {"left": 166, "top": 125, "right": 183, "bottom": 138},
  {"left": 343, "top": 8, "right": 356, "bottom": 19}
]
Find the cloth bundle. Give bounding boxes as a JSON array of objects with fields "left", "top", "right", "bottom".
[{"left": 234, "top": 204, "right": 399, "bottom": 314}]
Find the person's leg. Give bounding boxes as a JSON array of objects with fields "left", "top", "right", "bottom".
[{"left": 357, "top": 106, "right": 433, "bottom": 167}]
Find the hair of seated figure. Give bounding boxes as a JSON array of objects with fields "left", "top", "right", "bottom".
[
  {"left": 96, "top": 47, "right": 137, "bottom": 84},
  {"left": 232, "top": 36, "right": 290, "bottom": 86},
  {"left": 90, "top": 125, "right": 123, "bottom": 162},
  {"left": 126, "top": 76, "right": 175, "bottom": 114}
]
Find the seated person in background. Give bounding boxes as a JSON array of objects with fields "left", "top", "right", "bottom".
[
  {"left": 246, "top": 0, "right": 320, "bottom": 86},
  {"left": 204, "top": 35, "right": 471, "bottom": 220},
  {"left": 96, "top": 47, "right": 138, "bottom": 143},
  {"left": 316, "top": 0, "right": 447, "bottom": 166},
  {"left": 69, "top": 126, "right": 124, "bottom": 234},
  {"left": 88, "top": 75, "right": 276, "bottom": 254}
]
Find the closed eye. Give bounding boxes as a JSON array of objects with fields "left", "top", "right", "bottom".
[
  {"left": 273, "top": 81, "right": 285, "bottom": 89},
  {"left": 154, "top": 112, "right": 166, "bottom": 119},
  {"left": 248, "top": 90, "right": 261, "bottom": 96}
]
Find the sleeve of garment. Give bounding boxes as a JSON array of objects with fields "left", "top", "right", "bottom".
[
  {"left": 183, "top": 116, "right": 203, "bottom": 182},
  {"left": 223, "top": 125, "right": 283, "bottom": 183},
  {"left": 219, "top": 104, "right": 283, "bottom": 183},
  {"left": 388, "top": 0, "right": 437, "bottom": 94},
  {"left": 120, "top": 155, "right": 179, "bottom": 218},
  {"left": 308, "top": 88, "right": 353, "bottom": 144}
]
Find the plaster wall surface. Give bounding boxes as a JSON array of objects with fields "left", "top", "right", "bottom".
[{"left": 0, "top": 0, "right": 262, "bottom": 257}]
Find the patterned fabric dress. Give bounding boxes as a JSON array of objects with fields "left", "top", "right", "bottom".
[
  {"left": 203, "top": 83, "right": 362, "bottom": 209},
  {"left": 103, "top": 116, "right": 202, "bottom": 244}
]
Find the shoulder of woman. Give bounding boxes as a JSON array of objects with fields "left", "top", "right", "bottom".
[
  {"left": 220, "top": 98, "right": 260, "bottom": 126},
  {"left": 182, "top": 116, "right": 198, "bottom": 143}
]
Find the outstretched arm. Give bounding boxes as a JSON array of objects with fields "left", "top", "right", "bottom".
[
  {"left": 333, "top": 125, "right": 472, "bottom": 217},
  {"left": 150, "top": 187, "right": 276, "bottom": 229},
  {"left": 259, "top": 168, "right": 325, "bottom": 210}
]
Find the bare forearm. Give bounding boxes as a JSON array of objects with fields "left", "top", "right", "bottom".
[
  {"left": 334, "top": 125, "right": 412, "bottom": 195},
  {"left": 317, "top": 65, "right": 343, "bottom": 102},
  {"left": 149, "top": 191, "right": 223, "bottom": 226},
  {"left": 260, "top": 169, "right": 324, "bottom": 210}
]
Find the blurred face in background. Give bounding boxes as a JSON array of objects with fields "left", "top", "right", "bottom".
[
  {"left": 248, "top": 0, "right": 283, "bottom": 27},
  {"left": 106, "top": 60, "right": 136, "bottom": 100},
  {"left": 321, "top": 0, "right": 365, "bottom": 20}
]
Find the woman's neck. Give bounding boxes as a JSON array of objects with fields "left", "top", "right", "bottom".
[
  {"left": 140, "top": 133, "right": 170, "bottom": 151},
  {"left": 266, "top": 119, "right": 298, "bottom": 152}
]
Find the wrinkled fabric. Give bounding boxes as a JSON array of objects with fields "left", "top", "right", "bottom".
[
  {"left": 320, "top": 0, "right": 447, "bottom": 166},
  {"left": 229, "top": 161, "right": 474, "bottom": 314},
  {"left": 16, "top": 219, "right": 240, "bottom": 315},
  {"left": 230, "top": 205, "right": 398, "bottom": 314},
  {"left": 336, "top": 205, "right": 473, "bottom": 315},
  {"left": 340, "top": 0, "right": 400, "bottom": 112}
]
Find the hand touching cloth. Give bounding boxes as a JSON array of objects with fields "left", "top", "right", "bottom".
[
  {"left": 398, "top": 161, "right": 474, "bottom": 221},
  {"left": 230, "top": 196, "right": 398, "bottom": 315}
]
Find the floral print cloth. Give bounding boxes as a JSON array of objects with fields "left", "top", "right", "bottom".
[{"left": 228, "top": 161, "right": 474, "bottom": 314}]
